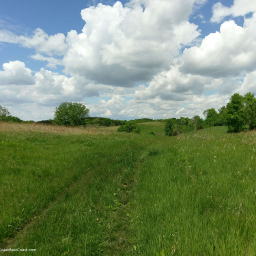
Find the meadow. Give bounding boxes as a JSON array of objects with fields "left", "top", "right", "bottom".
[{"left": 1, "top": 121, "right": 256, "bottom": 255}]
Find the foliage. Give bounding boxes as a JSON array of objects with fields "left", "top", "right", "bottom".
[
  {"left": 215, "top": 106, "right": 228, "bottom": 126},
  {"left": 165, "top": 119, "right": 175, "bottom": 136},
  {"left": 36, "top": 119, "right": 54, "bottom": 125},
  {"left": 244, "top": 92, "right": 256, "bottom": 130},
  {"left": 0, "top": 105, "right": 10, "bottom": 120},
  {"left": 165, "top": 116, "right": 204, "bottom": 136},
  {"left": 117, "top": 121, "right": 141, "bottom": 134},
  {"left": 133, "top": 118, "right": 154, "bottom": 123},
  {"left": 203, "top": 108, "right": 219, "bottom": 127},
  {"left": 226, "top": 93, "right": 246, "bottom": 133},
  {"left": 91, "top": 118, "right": 100, "bottom": 125},
  {"left": 54, "top": 102, "right": 89, "bottom": 127},
  {"left": 5, "top": 115, "right": 22, "bottom": 123},
  {"left": 191, "top": 115, "right": 204, "bottom": 130},
  {"left": 202, "top": 92, "right": 256, "bottom": 133},
  {"left": 100, "top": 118, "right": 112, "bottom": 127},
  {"left": 84, "top": 117, "right": 126, "bottom": 126}
]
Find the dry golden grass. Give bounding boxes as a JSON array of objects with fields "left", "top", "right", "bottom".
[{"left": 0, "top": 122, "right": 118, "bottom": 135}]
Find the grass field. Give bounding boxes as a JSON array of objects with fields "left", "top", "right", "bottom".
[{"left": 1, "top": 121, "right": 256, "bottom": 255}]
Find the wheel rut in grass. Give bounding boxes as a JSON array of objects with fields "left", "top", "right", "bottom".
[
  {"left": 0, "top": 147, "right": 141, "bottom": 250},
  {"left": 0, "top": 143, "right": 149, "bottom": 254},
  {"left": 102, "top": 152, "right": 149, "bottom": 256}
]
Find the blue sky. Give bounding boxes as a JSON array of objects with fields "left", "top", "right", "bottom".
[{"left": 0, "top": 0, "right": 256, "bottom": 120}]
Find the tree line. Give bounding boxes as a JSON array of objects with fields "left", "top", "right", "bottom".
[
  {"left": 1, "top": 92, "right": 256, "bottom": 134},
  {"left": 165, "top": 92, "right": 256, "bottom": 136}
]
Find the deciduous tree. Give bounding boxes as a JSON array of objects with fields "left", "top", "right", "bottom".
[
  {"left": 0, "top": 105, "right": 10, "bottom": 120},
  {"left": 54, "top": 102, "right": 89, "bottom": 127}
]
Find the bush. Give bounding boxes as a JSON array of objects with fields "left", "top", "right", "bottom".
[
  {"left": 101, "top": 118, "right": 112, "bottom": 127},
  {"left": 117, "top": 122, "right": 141, "bottom": 134},
  {"left": 117, "top": 125, "right": 125, "bottom": 132},
  {"left": 172, "top": 129, "right": 179, "bottom": 136},
  {"left": 5, "top": 115, "right": 22, "bottom": 123},
  {"left": 165, "top": 119, "right": 174, "bottom": 136}
]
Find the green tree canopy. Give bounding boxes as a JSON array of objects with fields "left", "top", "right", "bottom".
[
  {"left": 244, "top": 92, "right": 256, "bottom": 130},
  {"left": 0, "top": 105, "right": 10, "bottom": 120},
  {"left": 54, "top": 102, "right": 89, "bottom": 127},
  {"left": 203, "top": 108, "right": 219, "bottom": 127},
  {"left": 226, "top": 93, "right": 245, "bottom": 133}
]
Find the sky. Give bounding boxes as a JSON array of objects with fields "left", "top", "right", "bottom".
[{"left": 0, "top": 0, "right": 256, "bottom": 121}]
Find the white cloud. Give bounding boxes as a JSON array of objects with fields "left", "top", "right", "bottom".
[
  {"left": 211, "top": 0, "right": 256, "bottom": 23},
  {"left": 0, "top": 62, "right": 99, "bottom": 109},
  {"left": 180, "top": 15, "right": 256, "bottom": 77},
  {"left": 0, "top": 61, "right": 35, "bottom": 85},
  {"left": 62, "top": 0, "right": 200, "bottom": 87},
  {"left": 2, "top": 0, "right": 256, "bottom": 121},
  {"left": 31, "top": 54, "right": 62, "bottom": 69},
  {"left": 19, "top": 28, "right": 67, "bottom": 56},
  {"left": 237, "top": 70, "right": 256, "bottom": 95},
  {"left": 134, "top": 66, "right": 211, "bottom": 100},
  {"left": 0, "top": 28, "right": 67, "bottom": 56},
  {"left": 0, "top": 29, "right": 19, "bottom": 43}
]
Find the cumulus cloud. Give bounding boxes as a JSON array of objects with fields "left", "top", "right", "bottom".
[
  {"left": 0, "top": 28, "right": 67, "bottom": 56},
  {"left": 211, "top": 0, "right": 256, "bottom": 23},
  {"left": 2, "top": 0, "right": 255, "bottom": 121},
  {"left": 180, "top": 15, "right": 256, "bottom": 78},
  {"left": 134, "top": 66, "right": 211, "bottom": 100},
  {"left": 19, "top": 28, "right": 67, "bottom": 56},
  {"left": 237, "top": 70, "right": 256, "bottom": 95},
  {"left": 62, "top": 0, "right": 200, "bottom": 87},
  {"left": 0, "top": 61, "right": 99, "bottom": 108},
  {"left": 31, "top": 54, "right": 62, "bottom": 69},
  {"left": 0, "top": 61, "right": 35, "bottom": 85}
]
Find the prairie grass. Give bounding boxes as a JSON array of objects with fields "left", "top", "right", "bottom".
[
  {"left": 1, "top": 123, "right": 256, "bottom": 255},
  {"left": 0, "top": 121, "right": 117, "bottom": 135}
]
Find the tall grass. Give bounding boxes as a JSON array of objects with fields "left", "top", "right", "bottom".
[
  {"left": 1, "top": 123, "right": 256, "bottom": 255},
  {"left": 129, "top": 127, "right": 256, "bottom": 255}
]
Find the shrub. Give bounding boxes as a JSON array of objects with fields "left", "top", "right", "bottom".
[
  {"left": 117, "top": 122, "right": 141, "bottom": 134},
  {"left": 101, "top": 118, "right": 112, "bottom": 127},
  {"left": 165, "top": 119, "right": 174, "bottom": 136},
  {"left": 172, "top": 129, "right": 179, "bottom": 136}
]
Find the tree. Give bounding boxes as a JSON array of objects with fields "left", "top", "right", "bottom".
[
  {"left": 191, "top": 115, "right": 204, "bottom": 130},
  {"left": 0, "top": 105, "right": 10, "bottom": 120},
  {"left": 215, "top": 106, "right": 228, "bottom": 126},
  {"left": 203, "top": 108, "right": 219, "bottom": 127},
  {"left": 54, "top": 102, "right": 89, "bottom": 127},
  {"left": 226, "top": 93, "right": 245, "bottom": 133},
  {"left": 244, "top": 92, "right": 256, "bottom": 130}
]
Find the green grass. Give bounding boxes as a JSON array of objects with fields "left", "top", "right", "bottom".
[
  {"left": 137, "top": 122, "right": 165, "bottom": 135},
  {"left": 1, "top": 124, "right": 256, "bottom": 255}
]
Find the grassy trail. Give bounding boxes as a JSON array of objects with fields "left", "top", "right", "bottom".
[
  {"left": 1, "top": 123, "right": 256, "bottom": 255},
  {"left": 0, "top": 124, "right": 160, "bottom": 255}
]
